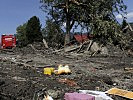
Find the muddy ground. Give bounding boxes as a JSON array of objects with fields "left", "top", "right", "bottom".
[{"left": 0, "top": 43, "right": 133, "bottom": 100}]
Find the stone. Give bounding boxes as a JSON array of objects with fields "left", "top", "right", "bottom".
[
  {"left": 47, "top": 89, "right": 61, "bottom": 99},
  {"left": 90, "top": 42, "right": 100, "bottom": 52},
  {"left": 101, "top": 47, "right": 108, "bottom": 55}
]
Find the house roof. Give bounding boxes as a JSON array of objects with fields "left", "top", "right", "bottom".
[{"left": 74, "top": 34, "right": 88, "bottom": 43}]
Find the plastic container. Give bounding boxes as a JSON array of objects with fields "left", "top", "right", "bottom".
[
  {"left": 44, "top": 68, "right": 55, "bottom": 75},
  {"left": 65, "top": 92, "right": 95, "bottom": 100}
]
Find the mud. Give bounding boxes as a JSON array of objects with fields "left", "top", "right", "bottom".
[{"left": 0, "top": 44, "right": 133, "bottom": 100}]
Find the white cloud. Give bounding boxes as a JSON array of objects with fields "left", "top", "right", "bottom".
[
  {"left": 63, "top": 22, "right": 66, "bottom": 27},
  {"left": 116, "top": 12, "right": 133, "bottom": 19},
  {"left": 126, "top": 12, "right": 133, "bottom": 19},
  {"left": 116, "top": 14, "right": 123, "bottom": 19}
]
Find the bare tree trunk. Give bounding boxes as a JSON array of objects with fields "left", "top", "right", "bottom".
[
  {"left": 65, "top": 34, "right": 70, "bottom": 46},
  {"left": 65, "top": 0, "right": 71, "bottom": 46},
  {"left": 128, "top": 23, "right": 133, "bottom": 31}
]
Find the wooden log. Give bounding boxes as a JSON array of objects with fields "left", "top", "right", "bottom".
[
  {"left": 77, "top": 44, "right": 84, "bottom": 53},
  {"left": 86, "top": 40, "right": 93, "bottom": 51},
  {"left": 30, "top": 44, "right": 38, "bottom": 51},
  {"left": 52, "top": 49, "right": 64, "bottom": 53},
  {"left": 124, "top": 67, "right": 133, "bottom": 72},
  {"left": 64, "top": 45, "right": 80, "bottom": 52},
  {"left": 43, "top": 38, "right": 49, "bottom": 48}
]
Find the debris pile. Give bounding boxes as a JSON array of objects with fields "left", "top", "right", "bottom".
[{"left": 0, "top": 41, "right": 133, "bottom": 100}]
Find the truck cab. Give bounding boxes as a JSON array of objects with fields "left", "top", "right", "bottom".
[{"left": 1, "top": 34, "right": 16, "bottom": 49}]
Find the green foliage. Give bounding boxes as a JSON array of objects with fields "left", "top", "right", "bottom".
[
  {"left": 16, "top": 16, "right": 43, "bottom": 47},
  {"left": 40, "top": 0, "right": 127, "bottom": 44},
  {"left": 42, "top": 19, "right": 64, "bottom": 48},
  {"left": 26, "top": 16, "right": 43, "bottom": 44},
  {"left": 16, "top": 23, "right": 28, "bottom": 47},
  {"left": 121, "top": 19, "right": 128, "bottom": 33}
]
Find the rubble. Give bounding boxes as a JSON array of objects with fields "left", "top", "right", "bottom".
[
  {"left": 58, "top": 78, "right": 77, "bottom": 87},
  {"left": 47, "top": 89, "right": 61, "bottom": 99},
  {"left": 0, "top": 42, "right": 133, "bottom": 99}
]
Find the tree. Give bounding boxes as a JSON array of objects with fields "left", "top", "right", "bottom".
[
  {"left": 42, "top": 19, "right": 64, "bottom": 48},
  {"left": 40, "top": 0, "right": 127, "bottom": 45},
  {"left": 16, "top": 16, "right": 43, "bottom": 47},
  {"left": 26, "top": 16, "right": 43, "bottom": 44},
  {"left": 16, "top": 23, "right": 28, "bottom": 47},
  {"left": 121, "top": 19, "right": 128, "bottom": 33}
]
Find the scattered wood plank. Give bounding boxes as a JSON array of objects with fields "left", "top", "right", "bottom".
[
  {"left": 107, "top": 88, "right": 133, "bottom": 99},
  {"left": 0, "top": 57, "right": 35, "bottom": 69},
  {"left": 86, "top": 40, "right": 93, "bottom": 51},
  {"left": 43, "top": 38, "right": 49, "bottom": 49},
  {"left": 77, "top": 40, "right": 90, "bottom": 53},
  {"left": 64, "top": 45, "right": 81, "bottom": 52},
  {"left": 52, "top": 48, "right": 64, "bottom": 53},
  {"left": 30, "top": 44, "right": 38, "bottom": 51},
  {"left": 124, "top": 67, "right": 133, "bottom": 72},
  {"left": 77, "top": 44, "right": 84, "bottom": 53}
]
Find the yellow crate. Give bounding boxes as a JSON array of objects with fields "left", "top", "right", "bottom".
[{"left": 44, "top": 68, "right": 55, "bottom": 75}]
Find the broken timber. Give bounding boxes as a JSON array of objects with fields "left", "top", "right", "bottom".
[
  {"left": 86, "top": 40, "right": 93, "bottom": 51},
  {"left": 0, "top": 57, "right": 35, "bottom": 69},
  {"left": 64, "top": 45, "right": 81, "bottom": 52},
  {"left": 43, "top": 38, "right": 49, "bottom": 49},
  {"left": 30, "top": 44, "right": 38, "bottom": 52},
  {"left": 124, "top": 67, "right": 133, "bottom": 73}
]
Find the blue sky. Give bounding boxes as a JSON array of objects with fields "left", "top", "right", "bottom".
[
  {"left": 0, "top": 0, "right": 133, "bottom": 35},
  {"left": 116, "top": 0, "right": 133, "bottom": 22},
  {"left": 0, "top": 0, "right": 46, "bottom": 35}
]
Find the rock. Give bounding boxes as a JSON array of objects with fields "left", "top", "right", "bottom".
[
  {"left": 12, "top": 76, "right": 26, "bottom": 82},
  {"left": 101, "top": 47, "right": 108, "bottom": 55},
  {"left": 47, "top": 89, "right": 61, "bottom": 99},
  {"left": 90, "top": 42, "right": 100, "bottom": 52},
  {"left": 84, "top": 51, "right": 91, "bottom": 54}
]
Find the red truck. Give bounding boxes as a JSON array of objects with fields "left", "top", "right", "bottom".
[{"left": 1, "top": 34, "right": 16, "bottom": 49}]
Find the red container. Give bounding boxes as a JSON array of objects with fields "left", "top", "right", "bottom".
[{"left": 1, "top": 34, "right": 16, "bottom": 49}]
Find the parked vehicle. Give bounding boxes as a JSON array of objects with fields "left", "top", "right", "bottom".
[{"left": 1, "top": 34, "right": 16, "bottom": 49}]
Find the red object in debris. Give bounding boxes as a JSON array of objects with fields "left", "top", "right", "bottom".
[
  {"left": 1, "top": 34, "right": 16, "bottom": 49},
  {"left": 74, "top": 34, "right": 88, "bottom": 43},
  {"left": 58, "top": 78, "right": 77, "bottom": 87},
  {"left": 65, "top": 92, "right": 95, "bottom": 100}
]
